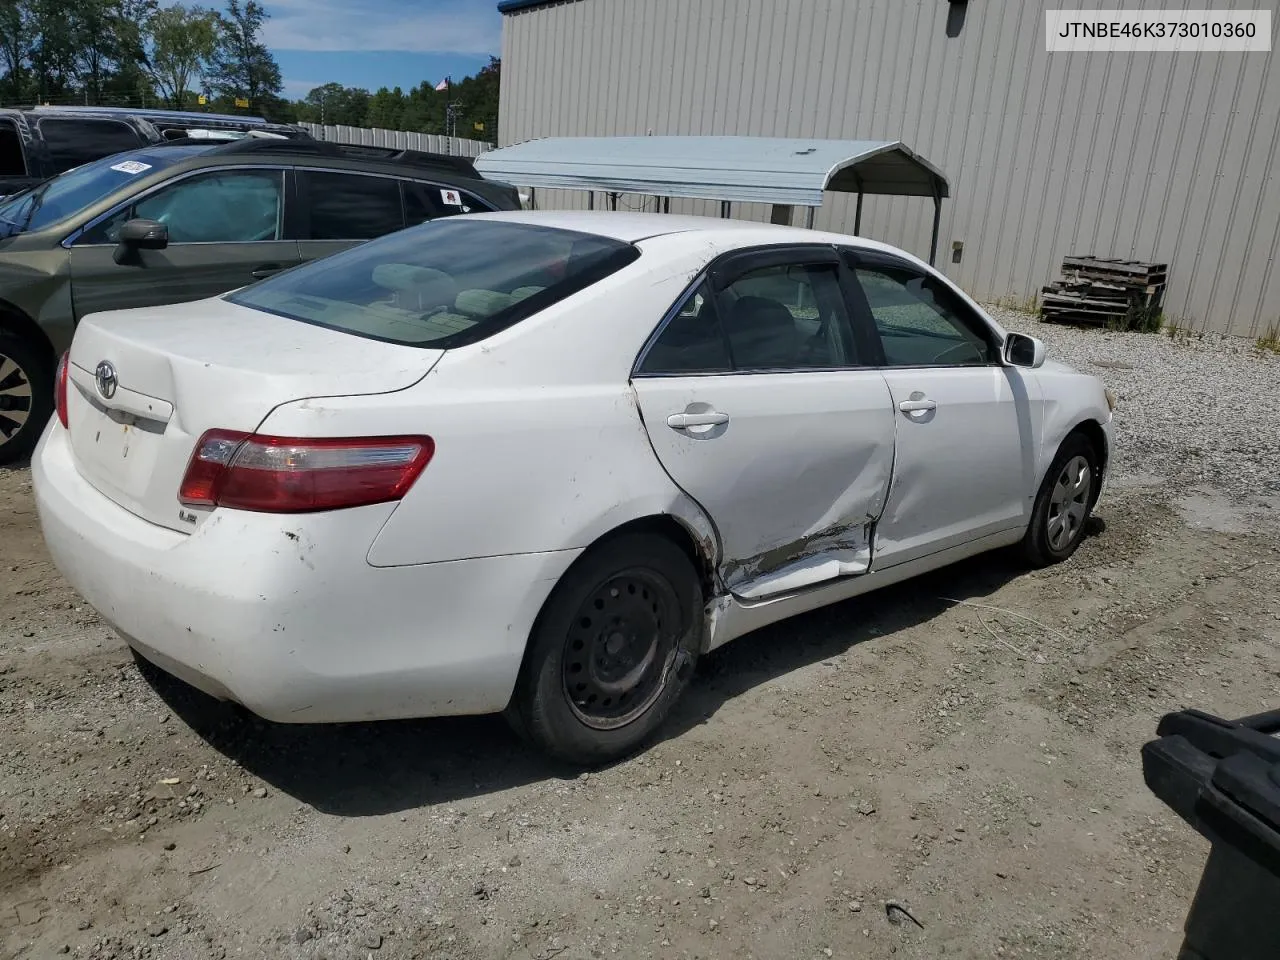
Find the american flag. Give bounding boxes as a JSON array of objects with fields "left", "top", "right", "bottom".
[{"left": 434, "top": 77, "right": 450, "bottom": 91}]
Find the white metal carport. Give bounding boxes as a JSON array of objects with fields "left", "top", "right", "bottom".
[{"left": 473, "top": 136, "right": 951, "bottom": 264}]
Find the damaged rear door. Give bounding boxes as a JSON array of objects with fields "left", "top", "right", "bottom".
[{"left": 631, "top": 245, "right": 896, "bottom": 601}]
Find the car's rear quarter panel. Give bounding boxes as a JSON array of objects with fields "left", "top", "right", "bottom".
[{"left": 256, "top": 234, "right": 740, "bottom": 568}]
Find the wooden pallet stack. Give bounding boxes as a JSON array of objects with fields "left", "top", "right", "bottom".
[{"left": 1040, "top": 256, "right": 1168, "bottom": 326}]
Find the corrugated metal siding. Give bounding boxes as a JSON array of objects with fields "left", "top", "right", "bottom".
[{"left": 499, "top": 0, "right": 1280, "bottom": 337}]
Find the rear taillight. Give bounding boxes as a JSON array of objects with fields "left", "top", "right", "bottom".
[
  {"left": 179, "top": 431, "right": 434, "bottom": 513},
  {"left": 54, "top": 351, "right": 69, "bottom": 429}
]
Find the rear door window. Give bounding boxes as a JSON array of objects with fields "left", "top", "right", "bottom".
[
  {"left": 637, "top": 282, "right": 733, "bottom": 375},
  {"left": 720, "top": 263, "right": 859, "bottom": 370},
  {"left": 301, "top": 171, "right": 404, "bottom": 240},
  {"left": 228, "top": 218, "right": 639, "bottom": 348},
  {"left": 37, "top": 118, "right": 144, "bottom": 172}
]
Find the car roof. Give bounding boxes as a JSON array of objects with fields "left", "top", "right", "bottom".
[
  {"left": 459, "top": 209, "right": 895, "bottom": 252},
  {"left": 115, "top": 144, "right": 217, "bottom": 166}
]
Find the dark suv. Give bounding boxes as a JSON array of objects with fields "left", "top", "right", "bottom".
[
  {"left": 0, "top": 106, "right": 309, "bottom": 198},
  {"left": 0, "top": 137, "right": 521, "bottom": 462}
]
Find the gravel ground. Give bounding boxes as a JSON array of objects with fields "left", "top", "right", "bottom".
[
  {"left": 3, "top": 312, "right": 1280, "bottom": 960},
  {"left": 990, "top": 308, "right": 1280, "bottom": 499}
]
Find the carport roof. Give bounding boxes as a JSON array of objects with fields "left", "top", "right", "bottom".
[{"left": 473, "top": 136, "right": 950, "bottom": 206}]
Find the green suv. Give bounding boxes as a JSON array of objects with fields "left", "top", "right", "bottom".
[{"left": 0, "top": 137, "right": 520, "bottom": 463}]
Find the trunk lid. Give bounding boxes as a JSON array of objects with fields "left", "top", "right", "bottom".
[{"left": 65, "top": 297, "right": 441, "bottom": 532}]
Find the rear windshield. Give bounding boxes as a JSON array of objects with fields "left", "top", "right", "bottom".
[{"left": 228, "top": 218, "right": 641, "bottom": 348}]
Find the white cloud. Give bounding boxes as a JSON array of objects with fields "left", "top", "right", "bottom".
[{"left": 262, "top": 0, "right": 501, "bottom": 54}]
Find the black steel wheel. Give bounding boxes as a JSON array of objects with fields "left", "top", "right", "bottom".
[
  {"left": 507, "top": 533, "right": 703, "bottom": 766},
  {"left": 562, "top": 567, "right": 683, "bottom": 730}
]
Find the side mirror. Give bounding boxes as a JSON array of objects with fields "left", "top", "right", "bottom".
[
  {"left": 113, "top": 218, "right": 168, "bottom": 265},
  {"left": 119, "top": 218, "right": 169, "bottom": 249},
  {"left": 1004, "top": 332, "right": 1046, "bottom": 369}
]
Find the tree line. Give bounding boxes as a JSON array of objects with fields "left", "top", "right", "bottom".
[
  {"left": 292, "top": 59, "right": 500, "bottom": 141},
  {"left": 0, "top": 0, "right": 501, "bottom": 140},
  {"left": 1, "top": 0, "right": 287, "bottom": 118}
]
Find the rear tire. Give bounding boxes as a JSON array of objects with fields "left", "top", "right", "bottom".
[
  {"left": 0, "top": 334, "right": 53, "bottom": 467},
  {"left": 507, "top": 534, "right": 703, "bottom": 766},
  {"left": 1022, "top": 432, "right": 1100, "bottom": 567}
]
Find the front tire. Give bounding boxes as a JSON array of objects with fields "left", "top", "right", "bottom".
[
  {"left": 1022, "top": 433, "right": 1099, "bottom": 567},
  {"left": 507, "top": 533, "right": 703, "bottom": 766},
  {"left": 0, "top": 334, "right": 53, "bottom": 466}
]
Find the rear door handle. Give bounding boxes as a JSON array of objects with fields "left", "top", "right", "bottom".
[
  {"left": 667, "top": 411, "right": 730, "bottom": 429},
  {"left": 250, "top": 263, "right": 284, "bottom": 279},
  {"left": 898, "top": 398, "right": 937, "bottom": 413}
]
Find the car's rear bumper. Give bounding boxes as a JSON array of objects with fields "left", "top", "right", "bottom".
[{"left": 32, "top": 423, "right": 579, "bottom": 723}]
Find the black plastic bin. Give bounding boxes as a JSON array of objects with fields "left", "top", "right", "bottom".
[{"left": 1142, "top": 707, "right": 1280, "bottom": 960}]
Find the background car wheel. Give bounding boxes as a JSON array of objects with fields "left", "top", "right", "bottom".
[
  {"left": 0, "top": 334, "right": 53, "bottom": 467},
  {"left": 1022, "top": 432, "right": 1100, "bottom": 567},
  {"left": 507, "top": 533, "right": 704, "bottom": 766}
]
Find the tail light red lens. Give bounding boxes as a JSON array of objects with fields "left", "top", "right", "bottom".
[
  {"left": 54, "top": 351, "right": 69, "bottom": 429},
  {"left": 179, "top": 431, "right": 434, "bottom": 513}
]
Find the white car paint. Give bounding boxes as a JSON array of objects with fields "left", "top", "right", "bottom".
[{"left": 32, "top": 210, "right": 1113, "bottom": 726}]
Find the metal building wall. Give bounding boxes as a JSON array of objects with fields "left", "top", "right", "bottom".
[{"left": 499, "top": 0, "right": 1280, "bottom": 337}]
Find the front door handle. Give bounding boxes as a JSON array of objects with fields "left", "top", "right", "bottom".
[
  {"left": 667, "top": 411, "right": 730, "bottom": 429},
  {"left": 898, "top": 398, "right": 937, "bottom": 413},
  {"left": 250, "top": 263, "right": 284, "bottom": 280}
]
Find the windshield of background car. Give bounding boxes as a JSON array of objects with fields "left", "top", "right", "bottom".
[
  {"left": 228, "top": 218, "right": 641, "bottom": 348},
  {"left": 0, "top": 146, "right": 206, "bottom": 236}
]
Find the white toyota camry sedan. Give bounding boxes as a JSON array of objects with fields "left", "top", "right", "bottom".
[{"left": 33, "top": 211, "right": 1114, "bottom": 764}]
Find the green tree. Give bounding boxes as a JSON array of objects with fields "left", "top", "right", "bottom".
[
  {"left": 299, "top": 82, "right": 371, "bottom": 126},
  {"left": 103, "top": 0, "right": 158, "bottom": 105},
  {"left": 455, "top": 56, "right": 499, "bottom": 141},
  {"left": 365, "top": 85, "right": 405, "bottom": 129},
  {"left": 27, "top": 0, "right": 80, "bottom": 101},
  {"left": 142, "top": 3, "right": 218, "bottom": 110},
  {"left": 0, "top": 0, "right": 33, "bottom": 101},
  {"left": 71, "top": 0, "right": 157, "bottom": 104},
  {"left": 206, "top": 0, "right": 281, "bottom": 110}
]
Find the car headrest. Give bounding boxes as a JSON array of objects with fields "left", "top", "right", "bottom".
[
  {"left": 455, "top": 289, "right": 517, "bottom": 318},
  {"left": 727, "top": 296, "right": 800, "bottom": 367},
  {"left": 372, "top": 264, "right": 457, "bottom": 304}
]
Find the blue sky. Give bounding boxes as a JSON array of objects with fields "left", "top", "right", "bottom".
[{"left": 260, "top": 0, "right": 504, "bottom": 99}]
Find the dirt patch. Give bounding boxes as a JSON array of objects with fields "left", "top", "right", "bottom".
[{"left": 3, "top": 457, "right": 1280, "bottom": 959}]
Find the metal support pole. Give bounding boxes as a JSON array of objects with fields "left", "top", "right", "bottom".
[
  {"left": 720, "top": 200, "right": 731, "bottom": 218},
  {"left": 587, "top": 192, "right": 594, "bottom": 210},
  {"left": 663, "top": 197, "right": 670, "bottom": 214},
  {"left": 804, "top": 207, "right": 815, "bottom": 229},
  {"left": 529, "top": 187, "right": 536, "bottom": 210},
  {"left": 929, "top": 189, "right": 942, "bottom": 267},
  {"left": 854, "top": 192, "right": 864, "bottom": 235},
  {"left": 609, "top": 192, "right": 618, "bottom": 211}
]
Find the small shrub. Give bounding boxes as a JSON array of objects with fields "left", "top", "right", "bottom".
[
  {"left": 1103, "top": 304, "right": 1164, "bottom": 333},
  {"left": 1257, "top": 320, "right": 1280, "bottom": 354},
  {"left": 992, "top": 293, "right": 1040, "bottom": 314}
]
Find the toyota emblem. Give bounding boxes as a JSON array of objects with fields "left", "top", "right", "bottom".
[{"left": 95, "top": 360, "right": 118, "bottom": 400}]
